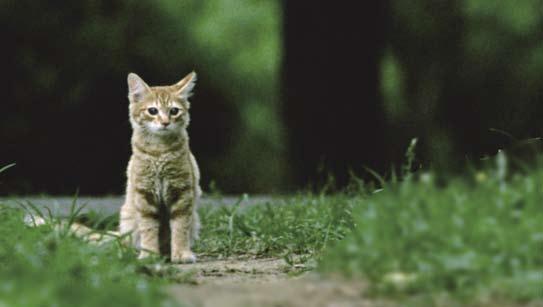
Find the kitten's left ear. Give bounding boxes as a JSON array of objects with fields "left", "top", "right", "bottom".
[
  {"left": 127, "top": 73, "right": 150, "bottom": 103},
  {"left": 173, "top": 71, "right": 197, "bottom": 100}
]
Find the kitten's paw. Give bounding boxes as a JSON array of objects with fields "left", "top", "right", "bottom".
[{"left": 171, "top": 251, "right": 197, "bottom": 264}]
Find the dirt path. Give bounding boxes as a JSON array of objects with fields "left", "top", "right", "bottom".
[
  {"left": 170, "top": 256, "right": 380, "bottom": 307},
  {"left": 175, "top": 256, "right": 294, "bottom": 284}
]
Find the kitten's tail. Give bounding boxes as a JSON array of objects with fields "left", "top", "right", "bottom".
[{"left": 24, "top": 214, "right": 119, "bottom": 245}]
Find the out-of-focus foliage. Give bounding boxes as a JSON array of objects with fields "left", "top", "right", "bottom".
[
  {"left": 0, "top": 0, "right": 283, "bottom": 194},
  {"left": 321, "top": 154, "right": 543, "bottom": 302},
  {"left": 173, "top": 0, "right": 285, "bottom": 192},
  {"left": 2, "top": 0, "right": 543, "bottom": 194},
  {"left": 381, "top": 0, "right": 543, "bottom": 170}
]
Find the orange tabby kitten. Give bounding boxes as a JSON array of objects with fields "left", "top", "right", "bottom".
[{"left": 119, "top": 72, "right": 201, "bottom": 263}]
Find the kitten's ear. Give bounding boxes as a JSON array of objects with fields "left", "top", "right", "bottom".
[
  {"left": 127, "top": 73, "right": 150, "bottom": 103},
  {"left": 173, "top": 71, "right": 197, "bottom": 100}
]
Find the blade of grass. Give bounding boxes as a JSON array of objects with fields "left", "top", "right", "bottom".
[{"left": 0, "top": 163, "right": 16, "bottom": 174}]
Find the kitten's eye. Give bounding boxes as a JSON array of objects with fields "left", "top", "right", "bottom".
[
  {"left": 147, "top": 107, "right": 158, "bottom": 115},
  {"left": 170, "top": 107, "right": 180, "bottom": 116}
]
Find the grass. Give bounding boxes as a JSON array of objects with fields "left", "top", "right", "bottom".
[
  {"left": 0, "top": 196, "right": 177, "bottom": 306},
  {"left": 320, "top": 152, "right": 543, "bottom": 304},
  {"left": 0, "top": 191, "right": 355, "bottom": 306},
  {"left": 195, "top": 194, "right": 354, "bottom": 262},
  {"left": 1, "top": 150, "right": 542, "bottom": 305},
  {"left": 195, "top": 151, "right": 543, "bottom": 303}
]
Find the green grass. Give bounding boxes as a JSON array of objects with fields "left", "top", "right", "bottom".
[
  {"left": 194, "top": 194, "right": 354, "bottom": 262},
  {"left": 0, "top": 205, "right": 177, "bottom": 307},
  {"left": 320, "top": 153, "right": 543, "bottom": 303},
  {"left": 195, "top": 151, "right": 543, "bottom": 303},
  {"left": 1, "top": 152, "right": 542, "bottom": 305}
]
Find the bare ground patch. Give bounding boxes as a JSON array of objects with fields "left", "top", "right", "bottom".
[
  {"left": 174, "top": 256, "right": 295, "bottom": 284},
  {"left": 169, "top": 256, "right": 380, "bottom": 307}
]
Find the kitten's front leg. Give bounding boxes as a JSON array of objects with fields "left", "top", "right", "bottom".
[
  {"left": 170, "top": 195, "right": 196, "bottom": 263},
  {"left": 135, "top": 193, "right": 160, "bottom": 259}
]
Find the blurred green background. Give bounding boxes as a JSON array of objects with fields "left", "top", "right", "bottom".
[
  {"left": 382, "top": 0, "right": 543, "bottom": 170},
  {"left": 1, "top": 0, "right": 284, "bottom": 194},
  {"left": 1, "top": 0, "right": 542, "bottom": 195}
]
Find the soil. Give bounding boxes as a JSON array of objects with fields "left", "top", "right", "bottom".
[{"left": 169, "top": 256, "right": 383, "bottom": 307}]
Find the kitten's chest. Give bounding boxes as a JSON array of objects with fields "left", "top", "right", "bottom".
[{"left": 132, "top": 153, "right": 193, "bottom": 206}]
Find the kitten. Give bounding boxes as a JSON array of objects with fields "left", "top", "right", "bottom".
[{"left": 119, "top": 72, "right": 201, "bottom": 263}]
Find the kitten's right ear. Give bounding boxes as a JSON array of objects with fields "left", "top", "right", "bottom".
[
  {"left": 173, "top": 71, "right": 197, "bottom": 100},
  {"left": 127, "top": 73, "right": 150, "bottom": 103}
]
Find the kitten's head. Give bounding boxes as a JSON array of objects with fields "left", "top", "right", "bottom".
[{"left": 127, "top": 72, "right": 196, "bottom": 135}]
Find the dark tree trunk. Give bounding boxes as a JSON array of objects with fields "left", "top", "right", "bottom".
[{"left": 282, "top": 1, "right": 388, "bottom": 188}]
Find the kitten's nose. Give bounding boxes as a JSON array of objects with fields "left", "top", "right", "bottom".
[{"left": 161, "top": 122, "right": 170, "bottom": 127}]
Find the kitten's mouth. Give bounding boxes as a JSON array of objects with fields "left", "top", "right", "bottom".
[
  {"left": 146, "top": 125, "right": 170, "bottom": 133},
  {"left": 145, "top": 123, "right": 179, "bottom": 134}
]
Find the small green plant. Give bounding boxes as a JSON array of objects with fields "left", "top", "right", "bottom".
[{"left": 0, "top": 163, "right": 16, "bottom": 174}]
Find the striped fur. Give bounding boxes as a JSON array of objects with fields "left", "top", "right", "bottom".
[{"left": 120, "top": 72, "right": 201, "bottom": 263}]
